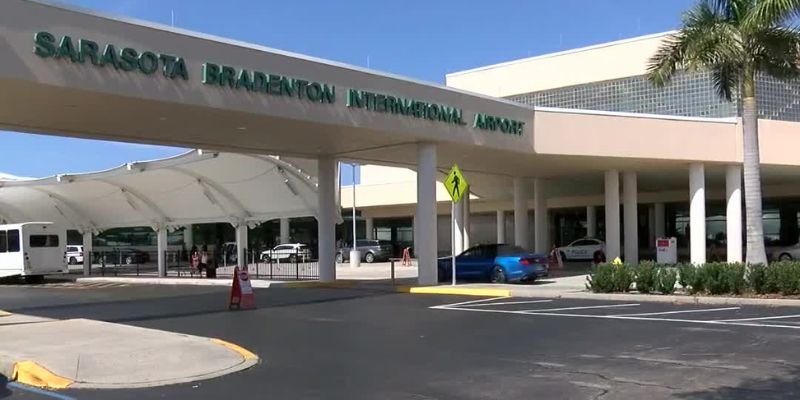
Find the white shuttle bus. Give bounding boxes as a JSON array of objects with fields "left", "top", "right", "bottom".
[{"left": 0, "top": 222, "right": 68, "bottom": 281}]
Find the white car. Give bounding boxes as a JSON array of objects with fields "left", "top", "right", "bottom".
[
  {"left": 557, "top": 238, "right": 605, "bottom": 261},
  {"left": 261, "top": 243, "right": 312, "bottom": 263},
  {"left": 771, "top": 243, "right": 800, "bottom": 261},
  {"left": 66, "top": 245, "right": 84, "bottom": 265}
]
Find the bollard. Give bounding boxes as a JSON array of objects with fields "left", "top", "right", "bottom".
[{"left": 391, "top": 259, "right": 396, "bottom": 286}]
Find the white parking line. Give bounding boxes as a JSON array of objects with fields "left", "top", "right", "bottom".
[
  {"left": 431, "top": 303, "right": 800, "bottom": 330},
  {"left": 611, "top": 307, "right": 740, "bottom": 317},
  {"left": 716, "top": 314, "right": 800, "bottom": 322},
  {"left": 520, "top": 303, "right": 640, "bottom": 313},
  {"left": 466, "top": 299, "right": 554, "bottom": 307},
  {"left": 432, "top": 297, "right": 508, "bottom": 308}
]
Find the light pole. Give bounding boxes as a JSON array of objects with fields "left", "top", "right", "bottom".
[{"left": 349, "top": 163, "right": 360, "bottom": 267}]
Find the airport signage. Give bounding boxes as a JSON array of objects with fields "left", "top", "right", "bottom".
[{"left": 32, "top": 31, "right": 525, "bottom": 136}]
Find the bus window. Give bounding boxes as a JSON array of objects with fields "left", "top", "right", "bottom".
[
  {"left": 0, "top": 230, "right": 6, "bottom": 253},
  {"left": 30, "top": 235, "right": 60, "bottom": 248},
  {"left": 7, "top": 229, "right": 20, "bottom": 252}
]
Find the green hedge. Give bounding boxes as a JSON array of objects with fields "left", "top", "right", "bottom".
[{"left": 587, "top": 261, "right": 799, "bottom": 296}]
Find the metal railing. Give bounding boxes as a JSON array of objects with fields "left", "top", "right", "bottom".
[{"left": 82, "top": 249, "right": 157, "bottom": 277}]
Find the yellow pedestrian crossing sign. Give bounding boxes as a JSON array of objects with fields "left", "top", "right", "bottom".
[{"left": 444, "top": 164, "right": 468, "bottom": 203}]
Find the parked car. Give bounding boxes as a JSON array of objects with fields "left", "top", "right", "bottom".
[
  {"left": 770, "top": 242, "right": 800, "bottom": 261},
  {"left": 66, "top": 245, "right": 84, "bottom": 265},
  {"left": 336, "top": 240, "right": 393, "bottom": 263},
  {"left": 261, "top": 243, "right": 312, "bottom": 263},
  {"left": 437, "top": 244, "right": 549, "bottom": 283},
  {"left": 556, "top": 238, "right": 605, "bottom": 261}
]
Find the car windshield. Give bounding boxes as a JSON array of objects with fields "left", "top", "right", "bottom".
[{"left": 497, "top": 245, "right": 528, "bottom": 255}]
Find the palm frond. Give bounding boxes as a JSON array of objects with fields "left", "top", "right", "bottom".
[
  {"left": 751, "top": 26, "right": 800, "bottom": 79},
  {"left": 647, "top": 0, "right": 742, "bottom": 86},
  {"left": 710, "top": 62, "right": 741, "bottom": 100},
  {"left": 744, "top": 0, "right": 800, "bottom": 30}
]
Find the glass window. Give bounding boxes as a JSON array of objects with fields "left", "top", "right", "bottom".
[
  {"left": 0, "top": 231, "right": 6, "bottom": 253},
  {"left": 7, "top": 230, "right": 20, "bottom": 252},
  {"left": 498, "top": 245, "right": 527, "bottom": 255},
  {"left": 30, "top": 235, "right": 60, "bottom": 248}
]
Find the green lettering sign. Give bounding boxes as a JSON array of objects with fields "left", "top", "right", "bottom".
[
  {"left": 345, "top": 89, "right": 466, "bottom": 127},
  {"left": 473, "top": 113, "right": 525, "bottom": 136}
]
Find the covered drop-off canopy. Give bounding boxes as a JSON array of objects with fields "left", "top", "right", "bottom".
[{"left": 0, "top": 150, "right": 338, "bottom": 233}]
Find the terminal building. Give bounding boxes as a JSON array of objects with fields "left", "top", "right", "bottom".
[{"left": 3, "top": 0, "right": 800, "bottom": 284}]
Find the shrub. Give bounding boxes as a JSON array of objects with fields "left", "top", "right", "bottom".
[
  {"left": 747, "top": 264, "right": 768, "bottom": 294},
  {"left": 678, "top": 263, "right": 695, "bottom": 289},
  {"left": 613, "top": 263, "right": 634, "bottom": 293},
  {"left": 725, "top": 263, "right": 746, "bottom": 295},
  {"left": 765, "top": 263, "right": 783, "bottom": 294},
  {"left": 687, "top": 265, "right": 706, "bottom": 295},
  {"left": 776, "top": 262, "right": 800, "bottom": 296},
  {"left": 586, "top": 263, "right": 634, "bottom": 293},
  {"left": 656, "top": 268, "right": 678, "bottom": 295},
  {"left": 586, "top": 263, "right": 616, "bottom": 293},
  {"left": 700, "top": 262, "right": 729, "bottom": 295},
  {"left": 635, "top": 261, "right": 657, "bottom": 294}
]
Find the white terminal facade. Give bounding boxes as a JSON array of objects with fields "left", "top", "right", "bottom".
[{"left": 4, "top": 1, "right": 800, "bottom": 285}]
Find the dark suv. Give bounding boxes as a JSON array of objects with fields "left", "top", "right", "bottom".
[{"left": 336, "top": 240, "right": 393, "bottom": 263}]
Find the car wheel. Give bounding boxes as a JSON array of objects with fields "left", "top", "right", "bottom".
[
  {"left": 336, "top": 253, "right": 344, "bottom": 264},
  {"left": 780, "top": 253, "right": 793, "bottom": 261},
  {"left": 490, "top": 266, "right": 507, "bottom": 284},
  {"left": 365, "top": 252, "right": 375, "bottom": 263},
  {"left": 69, "top": 256, "right": 77, "bottom": 265}
]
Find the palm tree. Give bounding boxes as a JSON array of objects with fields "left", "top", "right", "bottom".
[{"left": 648, "top": 0, "right": 800, "bottom": 265}]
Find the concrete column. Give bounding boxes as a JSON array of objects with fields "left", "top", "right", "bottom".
[
  {"left": 157, "top": 227, "right": 167, "bottom": 277},
  {"left": 463, "top": 193, "right": 471, "bottom": 250},
  {"left": 183, "top": 224, "right": 193, "bottom": 251},
  {"left": 235, "top": 223, "right": 248, "bottom": 269},
  {"left": 726, "top": 165, "right": 743, "bottom": 263},
  {"left": 453, "top": 198, "right": 465, "bottom": 255},
  {"left": 533, "top": 178, "right": 548, "bottom": 253},
  {"left": 586, "top": 206, "right": 597, "bottom": 238},
  {"left": 496, "top": 210, "right": 506, "bottom": 244},
  {"left": 317, "top": 155, "right": 337, "bottom": 282},
  {"left": 416, "top": 143, "right": 438, "bottom": 285},
  {"left": 655, "top": 202, "right": 666, "bottom": 238},
  {"left": 279, "top": 218, "right": 290, "bottom": 244},
  {"left": 648, "top": 205, "right": 656, "bottom": 249},
  {"left": 513, "top": 177, "right": 529, "bottom": 249},
  {"left": 365, "top": 217, "right": 375, "bottom": 240},
  {"left": 690, "top": 163, "right": 706, "bottom": 264},
  {"left": 622, "top": 171, "right": 638, "bottom": 265},
  {"left": 82, "top": 231, "right": 93, "bottom": 276},
  {"left": 604, "top": 170, "right": 621, "bottom": 260}
]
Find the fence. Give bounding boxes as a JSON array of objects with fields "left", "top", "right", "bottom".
[
  {"left": 82, "top": 249, "right": 158, "bottom": 277},
  {"left": 79, "top": 248, "right": 319, "bottom": 281}
]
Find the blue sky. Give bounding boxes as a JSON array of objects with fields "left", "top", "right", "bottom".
[{"left": 1, "top": 0, "right": 696, "bottom": 181}]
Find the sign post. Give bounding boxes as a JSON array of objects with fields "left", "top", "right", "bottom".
[{"left": 444, "top": 164, "right": 469, "bottom": 286}]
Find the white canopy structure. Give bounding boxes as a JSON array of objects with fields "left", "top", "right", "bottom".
[{"left": 0, "top": 149, "right": 334, "bottom": 233}]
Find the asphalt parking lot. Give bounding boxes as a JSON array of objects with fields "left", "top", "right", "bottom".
[{"left": 2, "top": 282, "right": 800, "bottom": 399}]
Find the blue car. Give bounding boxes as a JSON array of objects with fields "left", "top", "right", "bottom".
[{"left": 437, "top": 244, "right": 549, "bottom": 283}]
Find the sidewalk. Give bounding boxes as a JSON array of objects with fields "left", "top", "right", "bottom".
[{"left": 0, "top": 316, "right": 258, "bottom": 389}]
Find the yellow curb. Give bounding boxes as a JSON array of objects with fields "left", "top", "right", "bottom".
[
  {"left": 0, "top": 310, "right": 10, "bottom": 317},
  {"left": 400, "top": 286, "right": 512, "bottom": 297},
  {"left": 210, "top": 338, "right": 259, "bottom": 361},
  {"left": 279, "top": 280, "right": 359, "bottom": 289},
  {"left": 12, "top": 360, "right": 73, "bottom": 389}
]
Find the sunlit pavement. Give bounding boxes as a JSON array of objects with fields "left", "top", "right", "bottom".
[{"left": 2, "top": 283, "right": 800, "bottom": 399}]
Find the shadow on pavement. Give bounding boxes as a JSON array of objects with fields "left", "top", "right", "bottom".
[
  {"left": 675, "top": 365, "right": 800, "bottom": 399},
  {"left": 5, "top": 287, "right": 397, "bottom": 324}
]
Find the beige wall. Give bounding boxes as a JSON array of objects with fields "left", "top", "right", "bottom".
[
  {"left": 446, "top": 32, "right": 670, "bottom": 97},
  {"left": 533, "top": 109, "right": 742, "bottom": 163}
]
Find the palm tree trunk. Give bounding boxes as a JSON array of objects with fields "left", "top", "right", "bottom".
[{"left": 742, "top": 70, "right": 767, "bottom": 265}]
